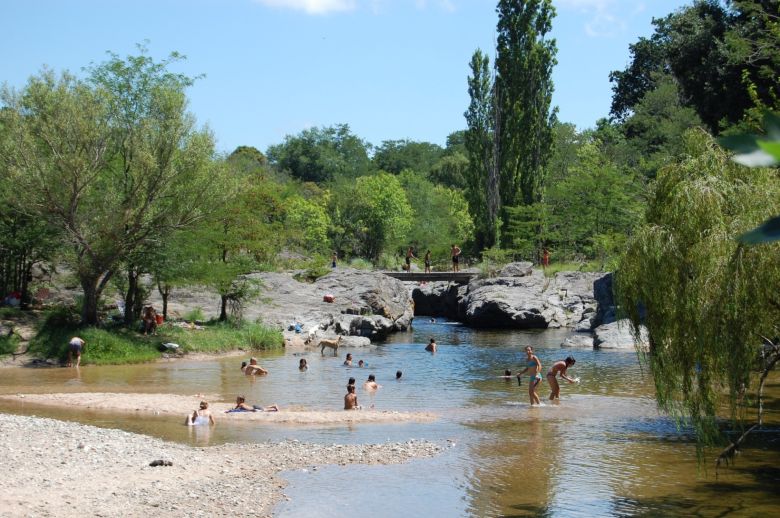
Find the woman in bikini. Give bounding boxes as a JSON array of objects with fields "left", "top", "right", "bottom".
[
  {"left": 547, "top": 356, "right": 576, "bottom": 401},
  {"left": 226, "top": 395, "right": 279, "bottom": 413},
  {"left": 517, "top": 346, "right": 543, "bottom": 405}
]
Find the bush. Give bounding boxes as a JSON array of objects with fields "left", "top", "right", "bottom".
[
  {"left": 183, "top": 307, "right": 205, "bottom": 322},
  {"left": 349, "top": 257, "right": 374, "bottom": 270},
  {"left": 0, "top": 334, "right": 19, "bottom": 356}
]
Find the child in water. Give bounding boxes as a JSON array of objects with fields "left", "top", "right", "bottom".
[{"left": 547, "top": 356, "right": 577, "bottom": 400}]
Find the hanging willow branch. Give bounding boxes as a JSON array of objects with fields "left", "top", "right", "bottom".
[{"left": 716, "top": 336, "right": 780, "bottom": 474}]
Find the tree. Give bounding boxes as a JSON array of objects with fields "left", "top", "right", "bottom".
[
  {"left": 284, "top": 195, "right": 331, "bottom": 254},
  {"left": 495, "top": 0, "right": 558, "bottom": 206},
  {"left": 331, "top": 173, "right": 413, "bottom": 260},
  {"left": 372, "top": 139, "right": 443, "bottom": 175},
  {"left": 430, "top": 151, "right": 469, "bottom": 189},
  {"left": 0, "top": 49, "right": 217, "bottom": 324},
  {"left": 464, "top": 49, "right": 500, "bottom": 248},
  {"left": 616, "top": 129, "right": 780, "bottom": 458},
  {"left": 266, "top": 124, "right": 372, "bottom": 183}
]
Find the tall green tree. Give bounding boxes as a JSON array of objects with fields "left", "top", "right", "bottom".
[
  {"left": 0, "top": 49, "right": 216, "bottom": 324},
  {"left": 266, "top": 124, "right": 372, "bottom": 183},
  {"left": 372, "top": 140, "right": 444, "bottom": 175},
  {"left": 494, "top": 0, "right": 558, "bottom": 206},
  {"left": 464, "top": 49, "right": 499, "bottom": 248}
]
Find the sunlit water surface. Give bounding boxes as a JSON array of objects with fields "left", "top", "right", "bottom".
[{"left": 1, "top": 319, "right": 779, "bottom": 517}]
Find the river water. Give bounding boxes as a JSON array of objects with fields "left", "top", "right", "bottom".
[{"left": 1, "top": 319, "right": 779, "bottom": 517}]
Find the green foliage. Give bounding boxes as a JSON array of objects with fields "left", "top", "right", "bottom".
[
  {"left": 616, "top": 130, "right": 780, "bottom": 454},
  {"left": 545, "top": 141, "right": 643, "bottom": 259},
  {"left": 284, "top": 195, "right": 331, "bottom": 254},
  {"left": 0, "top": 47, "right": 217, "bottom": 325},
  {"left": 503, "top": 203, "right": 544, "bottom": 261},
  {"left": 183, "top": 307, "right": 205, "bottom": 322},
  {"left": 348, "top": 257, "right": 374, "bottom": 270},
  {"left": 610, "top": 1, "right": 780, "bottom": 132},
  {"left": 0, "top": 333, "right": 19, "bottom": 356},
  {"left": 494, "top": 0, "right": 558, "bottom": 206},
  {"left": 398, "top": 170, "right": 474, "bottom": 261},
  {"left": 162, "top": 321, "right": 283, "bottom": 353},
  {"left": 266, "top": 124, "right": 372, "bottom": 183},
  {"left": 330, "top": 172, "right": 413, "bottom": 260},
  {"left": 429, "top": 151, "right": 469, "bottom": 189},
  {"left": 372, "top": 139, "right": 443, "bottom": 175}
]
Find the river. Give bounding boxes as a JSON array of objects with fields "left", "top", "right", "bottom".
[{"left": 1, "top": 318, "right": 778, "bottom": 517}]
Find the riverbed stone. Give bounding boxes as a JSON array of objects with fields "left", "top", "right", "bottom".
[
  {"left": 498, "top": 261, "right": 534, "bottom": 277},
  {"left": 561, "top": 335, "right": 594, "bottom": 348},
  {"left": 411, "top": 283, "right": 460, "bottom": 319},
  {"left": 593, "top": 319, "right": 649, "bottom": 350}
]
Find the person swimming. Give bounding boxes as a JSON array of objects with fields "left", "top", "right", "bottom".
[
  {"left": 343, "top": 353, "right": 353, "bottom": 366},
  {"left": 299, "top": 358, "right": 308, "bottom": 371},
  {"left": 517, "top": 346, "right": 542, "bottom": 405},
  {"left": 364, "top": 374, "right": 380, "bottom": 390},
  {"left": 241, "top": 358, "right": 268, "bottom": 376},
  {"left": 425, "top": 338, "right": 437, "bottom": 353}
]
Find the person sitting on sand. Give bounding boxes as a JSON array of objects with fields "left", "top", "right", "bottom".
[
  {"left": 343, "top": 353, "right": 353, "bottom": 367},
  {"left": 547, "top": 356, "right": 577, "bottom": 401},
  {"left": 299, "top": 358, "right": 308, "bottom": 371},
  {"left": 241, "top": 358, "right": 268, "bottom": 376},
  {"left": 226, "top": 395, "right": 279, "bottom": 413},
  {"left": 425, "top": 337, "right": 437, "bottom": 353},
  {"left": 344, "top": 384, "right": 360, "bottom": 410},
  {"left": 364, "top": 374, "right": 381, "bottom": 391},
  {"left": 186, "top": 401, "right": 215, "bottom": 426},
  {"left": 67, "top": 336, "right": 86, "bottom": 367}
]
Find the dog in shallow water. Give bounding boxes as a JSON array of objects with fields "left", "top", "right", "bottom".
[{"left": 319, "top": 335, "right": 342, "bottom": 356}]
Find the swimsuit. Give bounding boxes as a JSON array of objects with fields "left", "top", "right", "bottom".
[
  {"left": 527, "top": 360, "right": 541, "bottom": 383},
  {"left": 68, "top": 339, "right": 83, "bottom": 353}
]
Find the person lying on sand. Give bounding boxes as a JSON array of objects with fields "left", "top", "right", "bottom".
[
  {"left": 241, "top": 358, "right": 268, "bottom": 376},
  {"left": 364, "top": 374, "right": 381, "bottom": 391},
  {"left": 344, "top": 384, "right": 360, "bottom": 410},
  {"left": 225, "top": 395, "right": 279, "bottom": 413},
  {"left": 186, "top": 401, "right": 215, "bottom": 426}
]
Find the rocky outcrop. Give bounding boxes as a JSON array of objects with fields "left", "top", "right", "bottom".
[
  {"left": 457, "top": 270, "right": 606, "bottom": 329},
  {"left": 561, "top": 335, "right": 595, "bottom": 348},
  {"left": 593, "top": 319, "right": 649, "bottom": 350},
  {"left": 146, "top": 269, "right": 414, "bottom": 343},
  {"left": 498, "top": 261, "right": 534, "bottom": 277},
  {"left": 593, "top": 272, "right": 615, "bottom": 327}
]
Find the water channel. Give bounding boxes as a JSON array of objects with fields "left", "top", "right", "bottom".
[{"left": 1, "top": 319, "right": 779, "bottom": 516}]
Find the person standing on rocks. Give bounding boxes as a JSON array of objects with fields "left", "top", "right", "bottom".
[
  {"left": 424, "top": 250, "right": 432, "bottom": 273},
  {"left": 67, "top": 336, "right": 85, "bottom": 367},
  {"left": 451, "top": 244, "right": 461, "bottom": 272},
  {"left": 331, "top": 251, "right": 338, "bottom": 268},
  {"left": 542, "top": 247, "right": 550, "bottom": 269},
  {"left": 547, "top": 357, "right": 577, "bottom": 401},
  {"left": 517, "top": 346, "right": 543, "bottom": 406},
  {"left": 405, "top": 247, "right": 416, "bottom": 271}
]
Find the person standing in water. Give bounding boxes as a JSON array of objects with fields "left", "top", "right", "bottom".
[
  {"left": 517, "top": 346, "right": 543, "bottom": 405},
  {"left": 547, "top": 356, "right": 577, "bottom": 401},
  {"left": 425, "top": 337, "right": 437, "bottom": 353},
  {"left": 344, "top": 384, "right": 360, "bottom": 410},
  {"left": 451, "top": 244, "right": 461, "bottom": 272}
]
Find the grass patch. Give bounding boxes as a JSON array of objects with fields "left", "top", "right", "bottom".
[
  {"left": 0, "top": 334, "right": 19, "bottom": 356},
  {"left": 0, "top": 307, "right": 23, "bottom": 319},
  {"left": 28, "top": 310, "right": 284, "bottom": 365},
  {"left": 541, "top": 261, "right": 602, "bottom": 277},
  {"left": 182, "top": 307, "right": 205, "bottom": 322}
]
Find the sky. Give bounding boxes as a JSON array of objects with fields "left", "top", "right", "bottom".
[{"left": 3, "top": 0, "right": 690, "bottom": 153}]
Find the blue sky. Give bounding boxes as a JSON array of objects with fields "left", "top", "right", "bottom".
[{"left": 3, "top": 0, "right": 689, "bottom": 153}]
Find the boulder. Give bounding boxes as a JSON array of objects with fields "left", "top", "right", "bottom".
[
  {"left": 460, "top": 276, "right": 549, "bottom": 328},
  {"left": 498, "top": 261, "right": 534, "bottom": 277},
  {"left": 561, "top": 335, "right": 594, "bottom": 348},
  {"left": 593, "top": 272, "right": 615, "bottom": 327},
  {"left": 593, "top": 319, "right": 648, "bottom": 350}
]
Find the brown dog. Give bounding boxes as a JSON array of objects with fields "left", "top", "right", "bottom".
[{"left": 319, "top": 336, "right": 342, "bottom": 356}]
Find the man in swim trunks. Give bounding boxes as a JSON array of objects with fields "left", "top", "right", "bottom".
[
  {"left": 517, "top": 346, "right": 543, "bottom": 405},
  {"left": 405, "top": 247, "right": 416, "bottom": 271},
  {"left": 425, "top": 337, "right": 437, "bottom": 353},
  {"left": 424, "top": 250, "right": 432, "bottom": 273},
  {"left": 364, "top": 374, "right": 381, "bottom": 390},
  {"left": 547, "top": 356, "right": 576, "bottom": 400},
  {"left": 343, "top": 353, "right": 353, "bottom": 366},
  {"left": 451, "top": 244, "right": 461, "bottom": 272},
  {"left": 67, "top": 336, "right": 86, "bottom": 367}
]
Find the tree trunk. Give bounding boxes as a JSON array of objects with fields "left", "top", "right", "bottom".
[
  {"left": 81, "top": 276, "right": 100, "bottom": 325},
  {"left": 219, "top": 294, "right": 228, "bottom": 322},
  {"left": 158, "top": 283, "right": 170, "bottom": 321},
  {"left": 124, "top": 268, "right": 138, "bottom": 326}
]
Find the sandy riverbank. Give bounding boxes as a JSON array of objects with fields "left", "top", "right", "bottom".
[
  {"left": 0, "top": 413, "right": 442, "bottom": 517},
  {"left": 0, "top": 392, "right": 438, "bottom": 424}
]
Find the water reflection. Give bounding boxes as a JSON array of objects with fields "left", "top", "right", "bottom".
[{"left": 1, "top": 318, "right": 779, "bottom": 517}]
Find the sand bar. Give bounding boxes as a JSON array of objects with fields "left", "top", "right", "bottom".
[
  {"left": 0, "top": 413, "right": 442, "bottom": 517},
  {"left": 0, "top": 392, "right": 438, "bottom": 424}
]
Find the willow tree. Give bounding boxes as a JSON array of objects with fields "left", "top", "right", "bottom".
[
  {"left": 616, "top": 129, "right": 780, "bottom": 459},
  {"left": 0, "top": 49, "right": 216, "bottom": 324}
]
